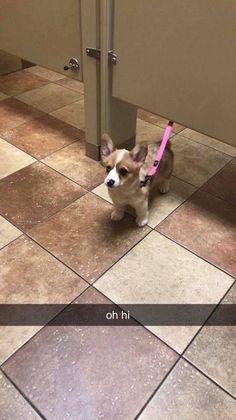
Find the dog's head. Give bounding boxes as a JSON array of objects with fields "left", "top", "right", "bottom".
[{"left": 100, "top": 133, "right": 147, "bottom": 188}]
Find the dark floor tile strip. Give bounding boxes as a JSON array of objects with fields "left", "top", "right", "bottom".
[
  {"left": 0, "top": 183, "right": 90, "bottom": 234},
  {"left": 14, "top": 94, "right": 82, "bottom": 115},
  {"left": 0, "top": 368, "right": 46, "bottom": 420},
  {"left": 1, "top": 125, "right": 84, "bottom": 163}
]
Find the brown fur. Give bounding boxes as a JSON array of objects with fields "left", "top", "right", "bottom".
[{"left": 101, "top": 133, "right": 174, "bottom": 226}]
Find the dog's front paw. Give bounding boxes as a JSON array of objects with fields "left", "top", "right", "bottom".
[
  {"left": 159, "top": 179, "right": 170, "bottom": 194},
  {"left": 136, "top": 217, "right": 148, "bottom": 227},
  {"left": 111, "top": 210, "right": 124, "bottom": 221}
]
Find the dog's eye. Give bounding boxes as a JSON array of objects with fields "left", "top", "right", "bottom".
[
  {"left": 106, "top": 165, "right": 112, "bottom": 173},
  {"left": 119, "top": 167, "right": 128, "bottom": 177}
]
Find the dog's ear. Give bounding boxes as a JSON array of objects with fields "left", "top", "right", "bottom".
[
  {"left": 101, "top": 133, "right": 114, "bottom": 161},
  {"left": 130, "top": 143, "right": 147, "bottom": 164}
]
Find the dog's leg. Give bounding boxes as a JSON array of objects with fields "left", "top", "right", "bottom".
[
  {"left": 111, "top": 203, "right": 125, "bottom": 221},
  {"left": 135, "top": 199, "right": 149, "bottom": 227},
  {"left": 158, "top": 176, "right": 171, "bottom": 194}
]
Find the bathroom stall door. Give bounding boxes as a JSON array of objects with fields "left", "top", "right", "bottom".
[
  {"left": 0, "top": 0, "right": 83, "bottom": 79},
  {"left": 112, "top": 0, "right": 236, "bottom": 146}
]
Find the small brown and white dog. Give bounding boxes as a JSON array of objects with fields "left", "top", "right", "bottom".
[{"left": 101, "top": 134, "right": 173, "bottom": 227}]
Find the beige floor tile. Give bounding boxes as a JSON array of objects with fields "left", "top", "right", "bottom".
[
  {"left": 148, "top": 177, "right": 196, "bottom": 227},
  {"left": 138, "top": 109, "right": 185, "bottom": 133},
  {"left": 172, "top": 134, "right": 231, "bottom": 187},
  {"left": 50, "top": 99, "right": 85, "bottom": 130},
  {"left": 185, "top": 284, "right": 236, "bottom": 397},
  {"left": 136, "top": 118, "right": 175, "bottom": 144},
  {"left": 95, "top": 231, "right": 233, "bottom": 352},
  {"left": 181, "top": 128, "right": 236, "bottom": 157},
  {"left": 25, "top": 65, "right": 64, "bottom": 81},
  {"left": 0, "top": 92, "right": 8, "bottom": 101},
  {"left": 16, "top": 83, "right": 80, "bottom": 113},
  {"left": 0, "top": 137, "right": 35, "bottom": 179},
  {"left": 56, "top": 77, "right": 84, "bottom": 94},
  {"left": 92, "top": 183, "right": 110, "bottom": 203},
  {"left": 0, "top": 372, "right": 40, "bottom": 419},
  {"left": 139, "top": 360, "right": 236, "bottom": 420},
  {"left": 0, "top": 215, "right": 21, "bottom": 249},
  {"left": 93, "top": 177, "right": 196, "bottom": 228}
]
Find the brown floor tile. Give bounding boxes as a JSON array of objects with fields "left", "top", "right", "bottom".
[
  {"left": 138, "top": 109, "right": 185, "bottom": 133},
  {"left": 0, "top": 70, "right": 49, "bottom": 96},
  {"left": 0, "top": 235, "right": 87, "bottom": 363},
  {"left": 0, "top": 137, "right": 35, "bottom": 180},
  {"left": 0, "top": 98, "right": 43, "bottom": 132},
  {"left": 95, "top": 230, "right": 232, "bottom": 353},
  {"left": 56, "top": 77, "right": 84, "bottom": 94},
  {"left": 16, "top": 83, "right": 81, "bottom": 113},
  {"left": 136, "top": 118, "right": 175, "bottom": 144},
  {"left": 51, "top": 99, "right": 85, "bottom": 130},
  {"left": 171, "top": 135, "right": 231, "bottom": 187},
  {"left": 202, "top": 159, "right": 236, "bottom": 207},
  {"left": 0, "top": 49, "right": 23, "bottom": 75},
  {"left": 1, "top": 114, "right": 85, "bottom": 159},
  {"left": 139, "top": 360, "right": 236, "bottom": 420},
  {"left": 2, "top": 287, "right": 177, "bottom": 420},
  {"left": 157, "top": 190, "right": 236, "bottom": 277},
  {"left": 0, "top": 372, "right": 40, "bottom": 419},
  {"left": 28, "top": 193, "right": 151, "bottom": 282},
  {"left": 0, "top": 215, "right": 21, "bottom": 249},
  {"left": 0, "top": 92, "right": 8, "bottom": 101},
  {"left": 180, "top": 128, "right": 236, "bottom": 157},
  {"left": 43, "top": 142, "right": 105, "bottom": 190},
  {"left": 185, "top": 284, "right": 236, "bottom": 397},
  {"left": 25, "top": 65, "right": 64, "bottom": 81},
  {"left": 0, "top": 162, "right": 85, "bottom": 230}
]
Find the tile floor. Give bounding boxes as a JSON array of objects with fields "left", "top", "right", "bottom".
[{"left": 0, "top": 67, "right": 235, "bottom": 419}]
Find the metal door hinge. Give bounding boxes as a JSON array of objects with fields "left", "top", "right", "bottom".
[{"left": 86, "top": 48, "right": 117, "bottom": 64}]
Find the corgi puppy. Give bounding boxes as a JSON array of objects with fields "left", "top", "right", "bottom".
[{"left": 101, "top": 133, "right": 173, "bottom": 227}]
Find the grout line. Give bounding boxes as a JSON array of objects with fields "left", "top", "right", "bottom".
[
  {"left": 135, "top": 276, "right": 236, "bottom": 417},
  {"left": 134, "top": 355, "right": 181, "bottom": 419},
  {"left": 170, "top": 131, "right": 236, "bottom": 158},
  {"left": 0, "top": 368, "right": 46, "bottom": 419},
  {"left": 177, "top": 133, "right": 236, "bottom": 158},
  {"left": 89, "top": 283, "right": 182, "bottom": 356},
  {"left": 54, "top": 79, "right": 84, "bottom": 94},
  {"left": 181, "top": 278, "right": 236, "bottom": 357},
  {"left": 13, "top": 82, "right": 83, "bottom": 112},
  {"left": 0, "top": 123, "right": 85, "bottom": 163},
  {"left": 0, "top": 233, "right": 24, "bottom": 253},
  {"left": 155, "top": 229, "right": 236, "bottom": 281},
  {"left": 181, "top": 356, "right": 236, "bottom": 400},
  {"left": 0, "top": 282, "right": 90, "bottom": 368}
]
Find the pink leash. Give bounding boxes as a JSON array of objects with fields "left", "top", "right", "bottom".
[{"left": 140, "top": 120, "right": 174, "bottom": 187}]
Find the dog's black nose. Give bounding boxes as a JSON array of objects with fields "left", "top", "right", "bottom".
[{"left": 107, "top": 179, "right": 115, "bottom": 187}]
